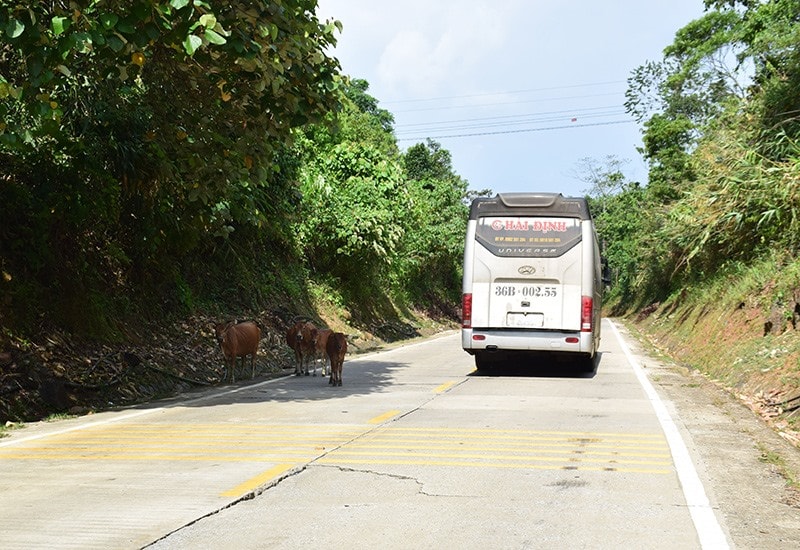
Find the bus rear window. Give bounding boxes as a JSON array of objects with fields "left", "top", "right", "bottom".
[{"left": 474, "top": 216, "right": 582, "bottom": 257}]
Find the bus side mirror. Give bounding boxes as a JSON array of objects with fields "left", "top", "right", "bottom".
[{"left": 601, "top": 258, "right": 612, "bottom": 286}]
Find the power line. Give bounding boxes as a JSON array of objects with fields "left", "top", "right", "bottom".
[
  {"left": 381, "top": 80, "right": 628, "bottom": 105},
  {"left": 394, "top": 109, "right": 628, "bottom": 135},
  {"left": 392, "top": 91, "right": 624, "bottom": 114},
  {"left": 395, "top": 119, "right": 634, "bottom": 142},
  {"left": 394, "top": 105, "right": 626, "bottom": 130}
]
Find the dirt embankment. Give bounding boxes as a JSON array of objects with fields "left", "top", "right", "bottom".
[{"left": 628, "top": 291, "right": 800, "bottom": 449}]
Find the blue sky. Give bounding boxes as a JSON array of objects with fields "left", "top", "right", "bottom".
[{"left": 315, "top": 0, "right": 709, "bottom": 197}]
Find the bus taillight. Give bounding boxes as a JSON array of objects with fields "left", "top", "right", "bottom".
[
  {"left": 581, "top": 296, "right": 593, "bottom": 332},
  {"left": 462, "top": 293, "right": 472, "bottom": 328}
]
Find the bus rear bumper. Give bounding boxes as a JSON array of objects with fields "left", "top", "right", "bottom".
[{"left": 462, "top": 328, "right": 594, "bottom": 355}]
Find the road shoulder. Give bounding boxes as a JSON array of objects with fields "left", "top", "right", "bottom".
[{"left": 614, "top": 319, "right": 800, "bottom": 547}]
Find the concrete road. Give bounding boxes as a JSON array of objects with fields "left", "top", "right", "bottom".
[{"left": 1, "top": 319, "right": 796, "bottom": 548}]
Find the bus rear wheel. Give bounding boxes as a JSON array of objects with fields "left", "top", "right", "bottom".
[{"left": 474, "top": 352, "right": 498, "bottom": 373}]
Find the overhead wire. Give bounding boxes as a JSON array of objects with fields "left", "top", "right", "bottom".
[
  {"left": 394, "top": 119, "right": 634, "bottom": 142},
  {"left": 392, "top": 92, "right": 624, "bottom": 114},
  {"left": 394, "top": 107, "right": 628, "bottom": 135},
  {"left": 379, "top": 80, "right": 635, "bottom": 141},
  {"left": 380, "top": 79, "right": 628, "bottom": 105},
  {"left": 395, "top": 105, "right": 626, "bottom": 129}
]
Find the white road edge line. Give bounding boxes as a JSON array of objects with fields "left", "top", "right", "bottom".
[
  {"left": 608, "top": 319, "right": 729, "bottom": 550},
  {"left": 0, "top": 375, "right": 292, "bottom": 448}
]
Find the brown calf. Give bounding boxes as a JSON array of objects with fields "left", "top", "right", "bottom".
[
  {"left": 214, "top": 321, "right": 261, "bottom": 383},
  {"left": 286, "top": 321, "right": 305, "bottom": 375},
  {"left": 326, "top": 332, "right": 347, "bottom": 387},
  {"left": 311, "top": 328, "right": 333, "bottom": 377},
  {"left": 294, "top": 321, "right": 317, "bottom": 376}
]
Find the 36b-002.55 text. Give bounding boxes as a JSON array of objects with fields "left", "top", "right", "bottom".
[{"left": 494, "top": 285, "right": 558, "bottom": 297}]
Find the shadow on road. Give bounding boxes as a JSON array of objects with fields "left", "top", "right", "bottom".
[
  {"left": 468, "top": 352, "right": 603, "bottom": 379},
  {"left": 148, "top": 358, "right": 412, "bottom": 410}
]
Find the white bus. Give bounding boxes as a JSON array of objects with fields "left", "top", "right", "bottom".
[{"left": 461, "top": 192, "right": 605, "bottom": 371}]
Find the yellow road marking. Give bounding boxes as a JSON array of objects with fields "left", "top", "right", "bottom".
[
  {"left": 317, "top": 425, "right": 671, "bottom": 475},
  {"left": 358, "top": 434, "right": 667, "bottom": 447},
  {"left": 0, "top": 452, "right": 314, "bottom": 462},
  {"left": 368, "top": 410, "right": 401, "bottom": 424},
  {"left": 434, "top": 381, "right": 457, "bottom": 394},
  {"left": 340, "top": 442, "right": 670, "bottom": 458},
  {"left": 0, "top": 421, "right": 672, "bottom": 477},
  {"left": 377, "top": 426, "right": 666, "bottom": 439},
  {"left": 331, "top": 449, "right": 671, "bottom": 467},
  {"left": 317, "top": 457, "right": 671, "bottom": 475},
  {"left": 221, "top": 463, "right": 296, "bottom": 497}
]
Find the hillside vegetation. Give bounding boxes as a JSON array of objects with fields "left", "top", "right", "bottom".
[
  {"left": 0, "top": 1, "right": 473, "bottom": 423},
  {"left": 593, "top": 0, "right": 800, "bottom": 435}
]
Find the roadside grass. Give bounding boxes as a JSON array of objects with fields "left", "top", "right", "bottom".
[
  {"left": 1, "top": 421, "right": 25, "bottom": 439},
  {"left": 758, "top": 443, "right": 800, "bottom": 491},
  {"left": 307, "top": 277, "right": 455, "bottom": 351},
  {"left": 45, "top": 412, "right": 76, "bottom": 422}
]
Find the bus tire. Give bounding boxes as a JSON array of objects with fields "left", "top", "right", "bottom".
[
  {"left": 582, "top": 353, "right": 597, "bottom": 373},
  {"left": 474, "top": 353, "right": 496, "bottom": 373}
]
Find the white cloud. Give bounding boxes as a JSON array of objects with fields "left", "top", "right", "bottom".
[
  {"left": 314, "top": 0, "right": 707, "bottom": 196},
  {"left": 374, "top": 1, "right": 522, "bottom": 96}
]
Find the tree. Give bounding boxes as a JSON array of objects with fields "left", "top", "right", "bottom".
[
  {"left": 0, "top": 1, "right": 344, "bottom": 331},
  {"left": 573, "top": 155, "right": 630, "bottom": 199},
  {"left": 296, "top": 84, "right": 408, "bottom": 298},
  {"left": 396, "top": 139, "right": 469, "bottom": 309},
  {"left": 404, "top": 139, "right": 456, "bottom": 183},
  {"left": 342, "top": 78, "right": 395, "bottom": 133},
  {"left": 625, "top": 8, "right": 748, "bottom": 201},
  {"left": 588, "top": 181, "right": 652, "bottom": 309}
]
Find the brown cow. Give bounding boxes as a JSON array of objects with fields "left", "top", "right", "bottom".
[
  {"left": 326, "top": 332, "right": 347, "bottom": 387},
  {"left": 214, "top": 321, "right": 261, "bottom": 383}
]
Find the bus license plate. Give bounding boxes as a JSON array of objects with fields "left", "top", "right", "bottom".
[
  {"left": 506, "top": 312, "right": 545, "bottom": 328},
  {"left": 492, "top": 284, "right": 560, "bottom": 299}
]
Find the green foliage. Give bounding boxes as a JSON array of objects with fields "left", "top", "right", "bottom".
[
  {"left": 606, "top": 0, "right": 800, "bottom": 312},
  {"left": 625, "top": 8, "right": 748, "bottom": 202},
  {"left": 299, "top": 140, "right": 408, "bottom": 286},
  {"left": 295, "top": 83, "right": 408, "bottom": 302},
  {"left": 0, "top": 1, "right": 472, "bottom": 342},
  {"left": 664, "top": 107, "right": 800, "bottom": 277},
  {"left": 640, "top": 114, "right": 697, "bottom": 201},
  {"left": 0, "top": 1, "right": 343, "bottom": 334},
  {"left": 404, "top": 139, "right": 456, "bottom": 182},
  {"left": 582, "top": 158, "right": 673, "bottom": 311},
  {"left": 296, "top": 92, "right": 468, "bottom": 317},
  {"left": 396, "top": 140, "right": 469, "bottom": 309},
  {"left": 343, "top": 78, "right": 395, "bottom": 134},
  {"left": 395, "top": 176, "right": 468, "bottom": 308}
]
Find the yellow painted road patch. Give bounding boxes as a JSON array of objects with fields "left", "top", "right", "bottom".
[
  {"left": 221, "top": 463, "right": 296, "bottom": 497},
  {"left": 434, "top": 381, "right": 457, "bottom": 394},
  {"left": 368, "top": 410, "right": 401, "bottom": 424},
  {"left": 318, "top": 426, "right": 672, "bottom": 475}
]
